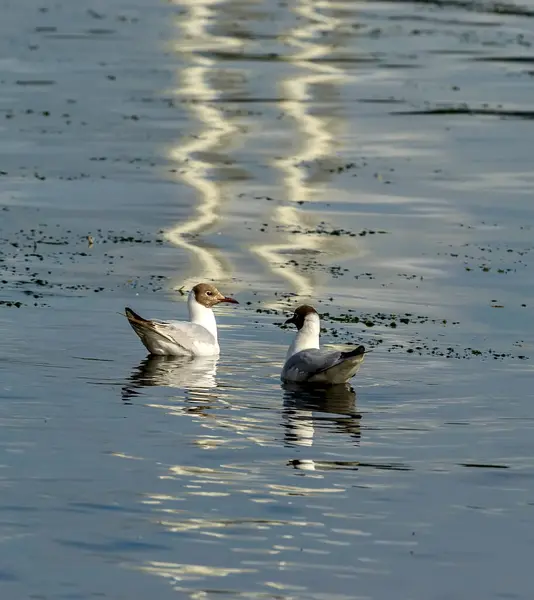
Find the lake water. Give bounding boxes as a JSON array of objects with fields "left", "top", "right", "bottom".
[{"left": 1, "top": 0, "right": 533, "bottom": 598}]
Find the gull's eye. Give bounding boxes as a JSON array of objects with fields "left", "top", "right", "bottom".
[{"left": 206, "top": 290, "right": 212, "bottom": 296}]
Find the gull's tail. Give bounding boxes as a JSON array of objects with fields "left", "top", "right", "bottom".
[
  {"left": 125, "top": 307, "right": 158, "bottom": 349},
  {"left": 314, "top": 345, "right": 366, "bottom": 384},
  {"left": 340, "top": 345, "right": 366, "bottom": 361},
  {"left": 125, "top": 307, "right": 149, "bottom": 324}
]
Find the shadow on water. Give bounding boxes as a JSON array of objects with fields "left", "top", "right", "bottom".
[
  {"left": 282, "top": 382, "right": 413, "bottom": 473},
  {"left": 281, "top": 382, "right": 362, "bottom": 461},
  {"left": 122, "top": 355, "right": 219, "bottom": 405}
]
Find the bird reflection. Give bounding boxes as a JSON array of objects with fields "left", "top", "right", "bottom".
[
  {"left": 282, "top": 383, "right": 361, "bottom": 469},
  {"left": 122, "top": 355, "right": 218, "bottom": 408}
]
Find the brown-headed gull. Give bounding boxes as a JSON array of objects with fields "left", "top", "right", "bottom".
[
  {"left": 125, "top": 283, "right": 238, "bottom": 356},
  {"left": 281, "top": 305, "right": 366, "bottom": 385}
]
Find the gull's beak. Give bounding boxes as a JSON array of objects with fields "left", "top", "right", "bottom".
[
  {"left": 218, "top": 296, "right": 239, "bottom": 304},
  {"left": 284, "top": 316, "right": 296, "bottom": 326}
]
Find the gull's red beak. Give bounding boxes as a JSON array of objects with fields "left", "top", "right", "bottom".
[{"left": 219, "top": 296, "right": 239, "bottom": 304}]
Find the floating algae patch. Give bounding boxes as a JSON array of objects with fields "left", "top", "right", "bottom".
[
  {"left": 253, "top": 304, "right": 529, "bottom": 362},
  {"left": 0, "top": 300, "right": 24, "bottom": 308},
  {"left": 439, "top": 239, "right": 533, "bottom": 274},
  {"left": 0, "top": 224, "right": 171, "bottom": 303},
  {"left": 323, "top": 311, "right": 460, "bottom": 328},
  {"left": 275, "top": 223, "right": 389, "bottom": 237}
]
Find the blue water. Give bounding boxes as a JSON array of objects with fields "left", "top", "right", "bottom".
[{"left": 1, "top": 0, "right": 533, "bottom": 598}]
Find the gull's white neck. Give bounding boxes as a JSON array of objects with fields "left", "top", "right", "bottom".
[
  {"left": 188, "top": 291, "right": 218, "bottom": 340},
  {"left": 286, "top": 314, "right": 320, "bottom": 359}
]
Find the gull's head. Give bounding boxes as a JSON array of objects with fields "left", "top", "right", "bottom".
[
  {"left": 191, "top": 283, "right": 238, "bottom": 308},
  {"left": 284, "top": 305, "right": 319, "bottom": 330}
]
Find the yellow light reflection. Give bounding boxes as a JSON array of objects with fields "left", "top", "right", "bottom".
[
  {"left": 166, "top": 0, "right": 244, "bottom": 291},
  {"left": 251, "top": 0, "right": 363, "bottom": 306},
  {"left": 137, "top": 561, "right": 256, "bottom": 580}
]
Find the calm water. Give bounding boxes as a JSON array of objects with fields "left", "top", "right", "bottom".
[{"left": 1, "top": 0, "right": 533, "bottom": 598}]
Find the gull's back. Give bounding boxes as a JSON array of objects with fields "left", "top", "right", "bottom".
[
  {"left": 149, "top": 319, "right": 219, "bottom": 356},
  {"left": 126, "top": 308, "right": 219, "bottom": 356},
  {"left": 281, "top": 346, "right": 365, "bottom": 385}
]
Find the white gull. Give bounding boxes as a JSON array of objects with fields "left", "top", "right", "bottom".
[
  {"left": 281, "top": 305, "right": 366, "bottom": 385},
  {"left": 125, "top": 282, "right": 238, "bottom": 356}
]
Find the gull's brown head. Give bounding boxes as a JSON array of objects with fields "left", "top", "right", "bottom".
[
  {"left": 192, "top": 283, "right": 238, "bottom": 308},
  {"left": 284, "top": 305, "right": 318, "bottom": 330}
]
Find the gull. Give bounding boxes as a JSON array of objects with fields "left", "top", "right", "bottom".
[
  {"left": 125, "top": 283, "right": 238, "bottom": 356},
  {"left": 281, "top": 305, "right": 366, "bottom": 385}
]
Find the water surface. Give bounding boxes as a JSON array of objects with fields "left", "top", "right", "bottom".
[{"left": 1, "top": 0, "right": 533, "bottom": 598}]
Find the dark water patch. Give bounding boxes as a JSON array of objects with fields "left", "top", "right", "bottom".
[
  {"left": 200, "top": 50, "right": 292, "bottom": 62},
  {"left": 85, "top": 29, "right": 117, "bottom": 36},
  {"left": 15, "top": 80, "right": 56, "bottom": 86},
  {"left": 357, "top": 97, "right": 407, "bottom": 104},
  {"left": 381, "top": 62, "right": 421, "bottom": 69},
  {"left": 288, "top": 459, "right": 413, "bottom": 471},
  {"left": 43, "top": 32, "right": 117, "bottom": 40},
  {"left": 0, "top": 505, "right": 39, "bottom": 512},
  {"left": 473, "top": 55, "right": 534, "bottom": 62},
  {"left": 366, "top": 0, "right": 534, "bottom": 18},
  {"left": 69, "top": 502, "right": 143, "bottom": 513},
  {"left": 87, "top": 9, "right": 105, "bottom": 20},
  {"left": 200, "top": 50, "right": 380, "bottom": 65},
  {"left": 426, "top": 50, "right": 489, "bottom": 57},
  {"left": 460, "top": 462, "right": 510, "bottom": 468},
  {"left": 56, "top": 539, "right": 169, "bottom": 553},
  {"left": 72, "top": 356, "right": 115, "bottom": 363},
  {"left": 392, "top": 106, "right": 534, "bottom": 119},
  {"left": 387, "top": 14, "right": 502, "bottom": 26},
  {"left": 209, "top": 96, "right": 298, "bottom": 103}
]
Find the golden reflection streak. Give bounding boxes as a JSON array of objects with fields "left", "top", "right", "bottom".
[
  {"left": 119, "top": 6, "right": 367, "bottom": 591},
  {"left": 137, "top": 561, "right": 256, "bottom": 580},
  {"left": 251, "top": 0, "right": 362, "bottom": 306},
  {"left": 166, "top": 0, "right": 243, "bottom": 291}
]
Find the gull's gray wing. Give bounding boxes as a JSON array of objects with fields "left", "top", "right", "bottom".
[
  {"left": 125, "top": 307, "right": 219, "bottom": 356},
  {"left": 282, "top": 347, "right": 365, "bottom": 384},
  {"left": 282, "top": 349, "right": 343, "bottom": 381},
  {"left": 151, "top": 320, "right": 217, "bottom": 355}
]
